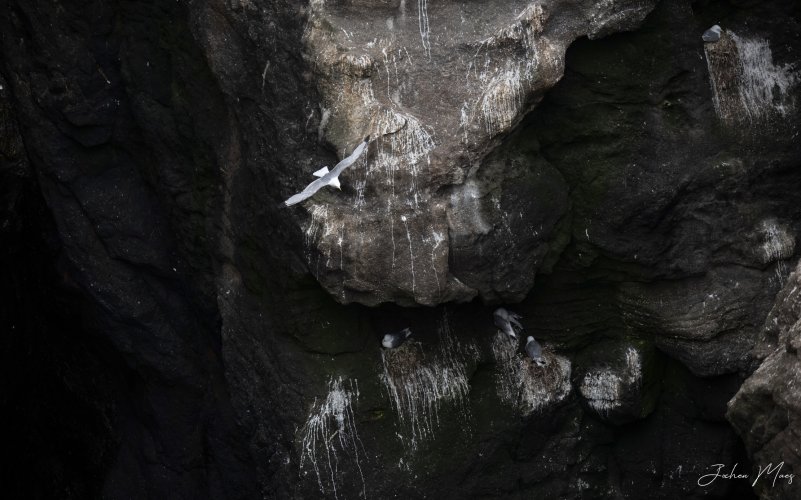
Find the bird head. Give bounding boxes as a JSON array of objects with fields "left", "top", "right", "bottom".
[{"left": 527, "top": 336, "right": 534, "bottom": 342}]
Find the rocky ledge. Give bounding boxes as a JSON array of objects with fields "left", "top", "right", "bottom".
[{"left": 728, "top": 260, "right": 801, "bottom": 500}]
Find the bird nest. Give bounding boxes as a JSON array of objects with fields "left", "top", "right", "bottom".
[{"left": 381, "top": 340, "right": 426, "bottom": 379}]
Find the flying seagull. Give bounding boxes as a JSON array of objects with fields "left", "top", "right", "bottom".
[
  {"left": 282, "top": 136, "right": 370, "bottom": 207},
  {"left": 494, "top": 308, "right": 524, "bottom": 339},
  {"left": 382, "top": 327, "right": 413, "bottom": 349},
  {"left": 525, "top": 336, "right": 547, "bottom": 367}
]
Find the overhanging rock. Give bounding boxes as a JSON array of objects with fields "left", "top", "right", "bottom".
[{"left": 295, "top": 0, "right": 659, "bottom": 305}]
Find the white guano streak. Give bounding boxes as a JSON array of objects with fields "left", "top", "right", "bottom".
[
  {"left": 705, "top": 31, "right": 799, "bottom": 124},
  {"left": 417, "top": 0, "right": 431, "bottom": 58},
  {"left": 578, "top": 347, "right": 642, "bottom": 417},
  {"left": 380, "top": 311, "right": 478, "bottom": 451},
  {"left": 401, "top": 215, "right": 416, "bottom": 295},
  {"left": 299, "top": 377, "right": 366, "bottom": 499}
]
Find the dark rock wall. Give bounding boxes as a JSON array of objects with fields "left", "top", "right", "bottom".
[
  {"left": 728, "top": 260, "right": 801, "bottom": 500},
  {"left": 1, "top": 1, "right": 259, "bottom": 498},
  {"left": 1, "top": 0, "right": 799, "bottom": 499},
  {"left": 525, "top": 0, "right": 801, "bottom": 377},
  {"left": 1, "top": 71, "right": 119, "bottom": 499}
]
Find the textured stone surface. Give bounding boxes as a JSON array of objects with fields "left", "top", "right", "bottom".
[
  {"left": 1, "top": 0, "right": 800, "bottom": 499},
  {"left": 520, "top": 0, "right": 801, "bottom": 380},
  {"left": 618, "top": 266, "right": 780, "bottom": 376},
  {"left": 297, "top": 0, "right": 658, "bottom": 305},
  {"left": 728, "top": 260, "right": 801, "bottom": 500},
  {"left": 576, "top": 340, "right": 658, "bottom": 424},
  {"left": 0, "top": 2, "right": 259, "bottom": 498}
]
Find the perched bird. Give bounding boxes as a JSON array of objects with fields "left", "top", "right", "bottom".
[
  {"left": 494, "top": 308, "right": 524, "bottom": 339},
  {"left": 382, "top": 327, "right": 413, "bottom": 349},
  {"left": 282, "top": 136, "right": 370, "bottom": 207},
  {"left": 702, "top": 25, "right": 722, "bottom": 43},
  {"left": 525, "top": 336, "right": 547, "bottom": 367}
]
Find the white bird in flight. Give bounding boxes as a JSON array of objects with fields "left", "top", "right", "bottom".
[{"left": 282, "top": 136, "right": 370, "bottom": 207}]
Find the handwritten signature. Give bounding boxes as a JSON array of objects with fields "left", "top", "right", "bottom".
[{"left": 697, "top": 463, "right": 795, "bottom": 488}]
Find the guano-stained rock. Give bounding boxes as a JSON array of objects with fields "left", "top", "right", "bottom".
[
  {"left": 298, "top": 0, "right": 659, "bottom": 305},
  {"left": 576, "top": 342, "right": 657, "bottom": 424},
  {"left": 3, "top": 0, "right": 801, "bottom": 498}
]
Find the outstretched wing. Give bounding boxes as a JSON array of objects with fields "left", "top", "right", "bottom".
[
  {"left": 283, "top": 136, "right": 370, "bottom": 207},
  {"left": 283, "top": 177, "right": 328, "bottom": 207},
  {"left": 312, "top": 166, "right": 330, "bottom": 177},
  {"left": 329, "top": 136, "right": 370, "bottom": 178}
]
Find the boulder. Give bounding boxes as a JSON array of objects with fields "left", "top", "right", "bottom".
[{"left": 728, "top": 260, "right": 801, "bottom": 500}]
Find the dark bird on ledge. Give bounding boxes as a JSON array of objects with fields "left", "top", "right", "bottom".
[
  {"left": 494, "top": 308, "right": 523, "bottom": 339},
  {"left": 702, "top": 25, "right": 722, "bottom": 43},
  {"left": 525, "top": 336, "right": 547, "bottom": 367},
  {"left": 382, "top": 327, "right": 412, "bottom": 349}
]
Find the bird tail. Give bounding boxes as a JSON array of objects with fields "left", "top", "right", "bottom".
[
  {"left": 402, "top": 327, "right": 412, "bottom": 338},
  {"left": 312, "top": 166, "right": 330, "bottom": 177}
]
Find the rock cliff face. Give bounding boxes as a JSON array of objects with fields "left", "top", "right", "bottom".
[
  {"left": 300, "top": 0, "right": 658, "bottom": 306},
  {"left": 728, "top": 260, "right": 801, "bottom": 500},
  {"left": 1, "top": 0, "right": 800, "bottom": 499}
]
